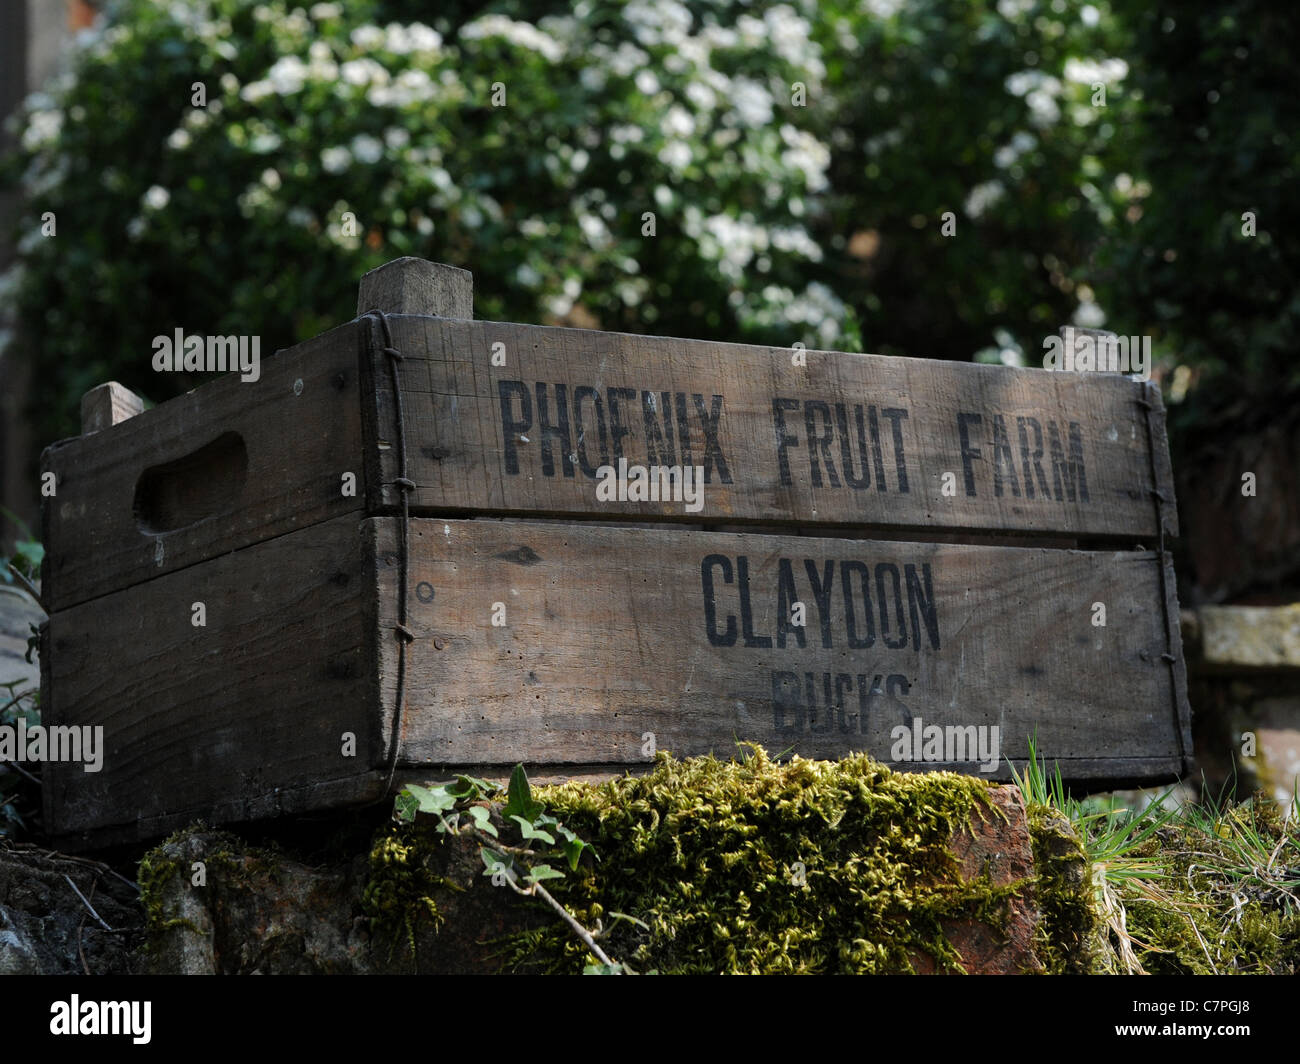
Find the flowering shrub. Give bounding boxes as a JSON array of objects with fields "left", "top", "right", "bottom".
[
  {"left": 4, "top": 0, "right": 1165, "bottom": 448},
  {"left": 4, "top": 0, "right": 844, "bottom": 442}
]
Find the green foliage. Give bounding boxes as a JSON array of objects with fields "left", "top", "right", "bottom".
[
  {"left": 1, "top": 507, "right": 44, "bottom": 585},
  {"left": 1098, "top": 0, "right": 1300, "bottom": 431},
  {"left": 1014, "top": 736, "right": 1300, "bottom": 974},
  {"left": 3, "top": 0, "right": 842, "bottom": 446},
  {"left": 0, "top": 509, "right": 42, "bottom": 838},
  {"left": 10, "top": 0, "right": 1258, "bottom": 453},
  {"left": 386, "top": 765, "right": 610, "bottom": 966},
  {"left": 1010, "top": 733, "right": 1178, "bottom": 892},
  {"left": 1112, "top": 795, "right": 1300, "bottom": 975},
  {"left": 0, "top": 681, "right": 41, "bottom": 838}
]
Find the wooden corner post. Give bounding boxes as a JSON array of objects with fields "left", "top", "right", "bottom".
[
  {"left": 80, "top": 382, "right": 145, "bottom": 436},
  {"left": 357, "top": 258, "right": 473, "bottom": 319}
]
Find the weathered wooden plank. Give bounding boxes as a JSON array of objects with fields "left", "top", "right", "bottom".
[
  {"left": 357, "top": 256, "right": 473, "bottom": 318},
  {"left": 80, "top": 382, "right": 145, "bottom": 435},
  {"left": 365, "top": 316, "right": 1171, "bottom": 540},
  {"left": 372, "top": 518, "right": 1189, "bottom": 782},
  {"left": 41, "top": 323, "right": 366, "bottom": 612},
  {"left": 42, "top": 514, "right": 381, "bottom": 848}
]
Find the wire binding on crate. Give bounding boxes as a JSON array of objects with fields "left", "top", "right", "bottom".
[
  {"left": 1136, "top": 386, "right": 1186, "bottom": 769},
  {"left": 362, "top": 308, "right": 413, "bottom": 803}
]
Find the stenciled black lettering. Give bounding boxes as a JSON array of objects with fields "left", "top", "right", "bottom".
[
  {"left": 836, "top": 403, "right": 871, "bottom": 490},
  {"left": 1049, "top": 421, "right": 1090, "bottom": 503},
  {"left": 606, "top": 387, "right": 638, "bottom": 461},
  {"left": 868, "top": 406, "right": 887, "bottom": 493},
  {"left": 701, "top": 554, "right": 737, "bottom": 647},
  {"left": 804, "top": 400, "right": 840, "bottom": 488},
  {"left": 957, "top": 412, "right": 982, "bottom": 497},
  {"left": 535, "top": 382, "right": 574, "bottom": 478},
  {"left": 737, "top": 555, "right": 772, "bottom": 648},
  {"left": 881, "top": 408, "right": 910, "bottom": 493},
  {"left": 875, "top": 562, "right": 908, "bottom": 650},
  {"left": 497, "top": 380, "right": 532, "bottom": 475},
  {"left": 804, "top": 558, "right": 835, "bottom": 649},
  {"left": 694, "top": 393, "right": 733, "bottom": 484},
  {"left": 674, "top": 392, "right": 694, "bottom": 467},
  {"left": 1017, "top": 416, "right": 1052, "bottom": 499},
  {"left": 841, "top": 560, "right": 875, "bottom": 649},
  {"left": 642, "top": 391, "right": 675, "bottom": 466},
  {"left": 771, "top": 671, "right": 803, "bottom": 734},
  {"left": 990, "top": 414, "right": 1020, "bottom": 498},
  {"left": 776, "top": 558, "right": 806, "bottom": 649},
  {"left": 572, "top": 386, "right": 609, "bottom": 476},
  {"left": 772, "top": 398, "right": 801, "bottom": 487},
  {"left": 904, "top": 562, "right": 941, "bottom": 650},
  {"left": 835, "top": 673, "right": 856, "bottom": 733}
]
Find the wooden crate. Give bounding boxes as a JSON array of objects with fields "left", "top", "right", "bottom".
[{"left": 39, "top": 258, "right": 1191, "bottom": 848}]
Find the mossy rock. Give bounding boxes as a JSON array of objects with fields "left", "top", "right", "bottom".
[{"left": 367, "top": 748, "right": 1044, "bottom": 974}]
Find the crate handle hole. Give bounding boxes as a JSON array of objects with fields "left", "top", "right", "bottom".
[{"left": 133, "top": 431, "right": 248, "bottom": 534}]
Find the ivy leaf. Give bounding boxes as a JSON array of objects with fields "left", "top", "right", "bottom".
[
  {"left": 404, "top": 782, "right": 457, "bottom": 815},
  {"left": 561, "top": 837, "right": 589, "bottom": 871},
  {"left": 583, "top": 962, "right": 624, "bottom": 975},
  {"left": 467, "top": 804, "right": 498, "bottom": 837},
  {"left": 511, "top": 815, "right": 555, "bottom": 845},
  {"left": 392, "top": 790, "right": 419, "bottom": 823},
  {"left": 503, "top": 764, "right": 544, "bottom": 822},
  {"left": 481, "top": 848, "right": 517, "bottom": 885},
  {"left": 556, "top": 824, "right": 595, "bottom": 870},
  {"left": 455, "top": 774, "right": 499, "bottom": 797},
  {"left": 525, "top": 863, "right": 565, "bottom": 884}
]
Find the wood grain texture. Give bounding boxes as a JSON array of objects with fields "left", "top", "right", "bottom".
[
  {"left": 80, "top": 382, "right": 145, "bottom": 435},
  {"left": 42, "top": 323, "right": 367, "bottom": 612},
  {"left": 365, "top": 316, "right": 1176, "bottom": 540},
  {"left": 43, "top": 514, "right": 383, "bottom": 848},
  {"left": 373, "top": 517, "right": 1190, "bottom": 782},
  {"left": 357, "top": 257, "right": 473, "bottom": 318}
]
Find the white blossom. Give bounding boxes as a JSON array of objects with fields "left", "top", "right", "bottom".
[
  {"left": 730, "top": 78, "right": 773, "bottom": 127},
  {"left": 351, "top": 25, "right": 385, "bottom": 50},
  {"left": 21, "top": 108, "right": 63, "bottom": 151},
  {"left": 321, "top": 146, "right": 351, "bottom": 173},
  {"left": 267, "top": 55, "right": 307, "bottom": 95},
  {"left": 965, "top": 180, "right": 1005, "bottom": 218},
  {"left": 460, "top": 15, "right": 565, "bottom": 63},
  {"left": 340, "top": 58, "right": 389, "bottom": 87},
  {"left": 1064, "top": 57, "right": 1128, "bottom": 84}
]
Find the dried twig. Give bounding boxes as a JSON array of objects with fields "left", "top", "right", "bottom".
[
  {"left": 64, "top": 873, "right": 115, "bottom": 932},
  {"left": 5, "top": 564, "right": 45, "bottom": 614},
  {"left": 0, "top": 687, "right": 38, "bottom": 716},
  {"left": 0, "top": 759, "right": 39, "bottom": 785}
]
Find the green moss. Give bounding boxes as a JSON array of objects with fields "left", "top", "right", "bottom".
[
  {"left": 1114, "top": 798, "right": 1300, "bottom": 975},
  {"left": 362, "top": 830, "right": 453, "bottom": 965},
  {"left": 456, "top": 747, "right": 1023, "bottom": 974},
  {"left": 1026, "top": 803, "right": 1104, "bottom": 974},
  {"left": 136, "top": 847, "right": 185, "bottom": 945},
  {"left": 136, "top": 824, "right": 290, "bottom": 955}
]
